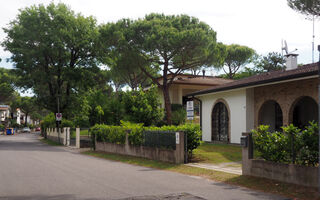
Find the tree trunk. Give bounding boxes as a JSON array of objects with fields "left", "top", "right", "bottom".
[{"left": 163, "top": 85, "right": 172, "bottom": 125}]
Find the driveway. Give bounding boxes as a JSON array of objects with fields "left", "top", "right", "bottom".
[{"left": 0, "top": 133, "right": 285, "bottom": 200}]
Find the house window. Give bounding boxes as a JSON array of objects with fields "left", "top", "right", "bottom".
[
  {"left": 292, "top": 96, "right": 318, "bottom": 129},
  {"left": 212, "top": 102, "right": 229, "bottom": 142},
  {"left": 258, "top": 100, "right": 283, "bottom": 132}
]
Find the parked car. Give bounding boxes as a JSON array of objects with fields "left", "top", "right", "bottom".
[
  {"left": 22, "top": 127, "right": 31, "bottom": 133},
  {"left": 35, "top": 127, "right": 41, "bottom": 132}
]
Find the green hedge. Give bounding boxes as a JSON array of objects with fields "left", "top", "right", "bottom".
[
  {"left": 252, "top": 122, "right": 319, "bottom": 166},
  {"left": 90, "top": 124, "right": 126, "bottom": 144},
  {"left": 90, "top": 121, "right": 201, "bottom": 157}
]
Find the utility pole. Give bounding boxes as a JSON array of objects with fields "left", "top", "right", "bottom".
[{"left": 312, "top": 16, "right": 315, "bottom": 63}]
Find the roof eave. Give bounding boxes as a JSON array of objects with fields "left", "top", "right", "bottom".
[{"left": 187, "top": 70, "right": 318, "bottom": 97}]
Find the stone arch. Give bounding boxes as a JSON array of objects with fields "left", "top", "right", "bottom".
[
  {"left": 258, "top": 100, "right": 283, "bottom": 132},
  {"left": 289, "top": 96, "right": 318, "bottom": 129},
  {"left": 211, "top": 99, "right": 230, "bottom": 143}
]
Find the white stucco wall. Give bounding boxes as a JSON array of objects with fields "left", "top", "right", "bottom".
[{"left": 198, "top": 89, "right": 251, "bottom": 144}]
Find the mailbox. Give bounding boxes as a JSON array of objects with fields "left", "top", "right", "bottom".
[{"left": 240, "top": 136, "right": 248, "bottom": 147}]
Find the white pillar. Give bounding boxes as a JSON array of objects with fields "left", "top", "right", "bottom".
[
  {"left": 76, "top": 128, "right": 80, "bottom": 148},
  {"left": 63, "top": 127, "right": 67, "bottom": 145},
  {"left": 67, "top": 127, "right": 70, "bottom": 146}
]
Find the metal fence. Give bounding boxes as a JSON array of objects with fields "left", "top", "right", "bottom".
[{"left": 142, "top": 131, "right": 176, "bottom": 150}]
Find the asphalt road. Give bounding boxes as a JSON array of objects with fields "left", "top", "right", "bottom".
[{"left": 0, "top": 133, "right": 286, "bottom": 200}]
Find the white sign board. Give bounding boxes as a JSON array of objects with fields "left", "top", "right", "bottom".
[
  {"left": 176, "top": 132, "right": 180, "bottom": 144},
  {"left": 186, "top": 101, "right": 194, "bottom": 120},
  {"left": 56, "top": 113, "right": 62, "bottom": 121},
  {"left": 186, "top": 101, "right": 194, "bottom": 110}
]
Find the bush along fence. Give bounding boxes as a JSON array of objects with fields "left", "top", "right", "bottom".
[
  {"left": 90, "top": 122, "right": 201, "bottom": 164},
  {"left": 241, "top": 122, "right": 319, "bottom": 188}
]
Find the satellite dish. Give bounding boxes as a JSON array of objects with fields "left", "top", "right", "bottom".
[{"left": 282, "top": 40, "right": 289, "bottom": 55}]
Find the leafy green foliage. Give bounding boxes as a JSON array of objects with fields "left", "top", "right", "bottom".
[
  {"left": 222, "top": 44, "right": 255, "bottom": 79},
  {"left": 99, "top": 14, "right": 222, "bottom": 124},
  {"left": 296, "top": 122, "right": 319, "bottom": 166},
  {"left": 171, "top": 104, "right": 186, "bottom": 125},
  {"left": 146, "top": 123, "right": 201, "bottom": 157},
  {"left": 254, "top": 52, "right": 286, "bottom": 72},
  {"left": 90, "top": 122, "right": 201, "bottom": 157},
  {"left": 288, "top": 0, "right": 320, "bottom": 16},
  {"left": 122, "top": 86, "right": 163, "bottom": 126},
  {"left": 121, "top": 121, "right": 145, "bottom": 145},
  {"left": 2, "top": 3, "right": 100, "bottom": 114},
  {"left": 40, "top": 113, "right": 56, "bottom": 131},
  {"left": 90, "top": 124, "right": 126, "bottom": 144},
  {"left": 0, "top": 68, "right": 16, "bottom": 103},
  {"left": 40, "top": 113, "right": 75, "bottom": 131},
  {"left": 253, "top": 122, "right": 319, "bottom": 166}
]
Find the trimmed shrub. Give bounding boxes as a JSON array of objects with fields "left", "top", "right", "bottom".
[
  {"left": 252, "top": 122, "right": 319, "bottom": 166},
  {"left": 90, "top": 124, "right": 126, "bottom": 144},
  {"left": 121, "top": 121, "right": 144, "bottom": 145},
  {"left": 296, "top": 122, "right": 318, "bottom": 166},
  {"left": 252, "top": 125, "right": 288, "bottom": 163},
  {"left": 90, "top": 122, "right": 201, "bottom": 158},
  {"left": 146, "top": 123, "right": 201, "bottom": 157}
]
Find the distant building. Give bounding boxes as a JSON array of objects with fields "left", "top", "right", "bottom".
[{"left": 0, "top": 105, "right": 10, "bottom": 126}]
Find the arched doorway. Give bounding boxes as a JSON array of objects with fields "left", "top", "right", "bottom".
[
  {"left": 258, "top": 100, "right": 283, "bottom": 132},
  {"left": 291, "top": 96, "right": 318, "bottom": 129},
  {"left": 212, "top": 102, "right": 229, "bottom": 142}
]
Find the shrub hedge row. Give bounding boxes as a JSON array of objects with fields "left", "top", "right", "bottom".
[
  {"left": 252, "top": 122, "right": 318, "bottom": 166},
  {"left": 90, "top": 121, "right": 201, "bottom": 156}
]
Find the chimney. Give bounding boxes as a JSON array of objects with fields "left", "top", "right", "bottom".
[{"left": 285, "top": 53, "right": 298, "bottom": 70}]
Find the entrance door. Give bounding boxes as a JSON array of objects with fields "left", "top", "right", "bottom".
[{"left": 212, "top": 102, "right": 229, "bottom": 142}]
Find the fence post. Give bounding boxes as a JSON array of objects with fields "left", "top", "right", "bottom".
[
  {"left": 67, "top": 127, "right": 70, "bottom": 146},
  {"left": 174, "top": 131, "right": 185, "bottom": 164},
  {"left": 63, "top": 128, "right": 66, "bottom": 145},
  {"left": 76, "top": 128, "right": 80, "bottom": 148},
  {"left": 184, "top": 131, "right": 188, "bottom": 164},
  {"left": 242, "top": 132, "right": 253, "bottom": 175}
]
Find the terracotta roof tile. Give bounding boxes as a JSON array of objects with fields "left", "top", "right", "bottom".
[
  {"left": 157, "top": 74, "right": 233, "bottom": 86},
  {"left": 188, "top": 63, "right": 319, "bottom": 96}
]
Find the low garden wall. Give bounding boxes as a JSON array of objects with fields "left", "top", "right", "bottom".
[
  {"left": 46, "top": 127, "right": 71, "bottom": 146},
  {"left": 242, "top": 133, "right": 318, "bottom": 188},
  {"left": 95, "top": 131, "right": 186, "bottom": 164}
]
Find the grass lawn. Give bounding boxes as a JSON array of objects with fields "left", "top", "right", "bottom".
[
  {"left": 70, "top": 129, "right": 90, "bottom": 138},
  {"left": 83, "top": 151, "right": 319, "bottom": 200},
  {"left": 192, "top": 142, "right": 242, "bottom": 164}
]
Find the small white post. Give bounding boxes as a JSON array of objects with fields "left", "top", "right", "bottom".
[
  {"left": 76, "top": 128, "right": 80, "bottom": 148},
  {"left": 67, "top": 128, "right": 69, "bottom": 146},
  {"left": 63, "top": 127, "right": 67, "bottom": 145}
]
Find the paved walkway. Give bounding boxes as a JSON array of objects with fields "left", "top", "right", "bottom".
[
  {"left": 186, "top": 162, "right": 242, "bottom": 175},
  {"left": 0, "top": 133, "right": 284, "bottom": 200}
]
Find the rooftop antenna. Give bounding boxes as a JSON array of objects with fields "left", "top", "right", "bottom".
[
  {"left": 281, "top": 40, "right": 289, "bottom": 56},
  {"left": 282, "top": 40, "right": 298, "bottom": 55}
]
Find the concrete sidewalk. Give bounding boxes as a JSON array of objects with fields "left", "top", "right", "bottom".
[{"left": 186, "top": 162, "right": 242, "bottom": 175}]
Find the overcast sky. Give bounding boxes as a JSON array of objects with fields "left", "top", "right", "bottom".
[{"left": 0, "top": 0, "right": 318, "bottom": 70}]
